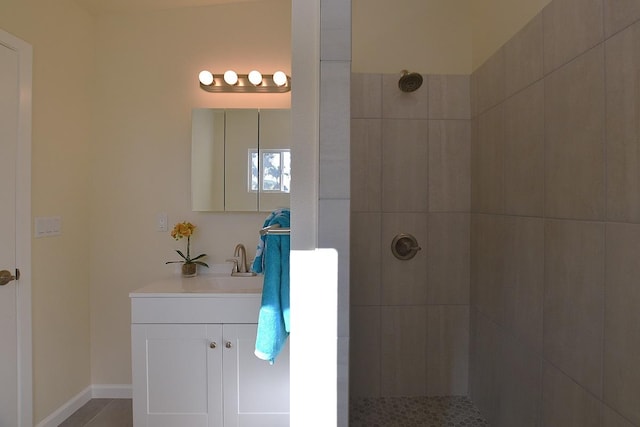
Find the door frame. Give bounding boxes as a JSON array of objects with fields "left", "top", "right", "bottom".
[{"left": 1, "top": 28, "right": 33, "bottom": 427}]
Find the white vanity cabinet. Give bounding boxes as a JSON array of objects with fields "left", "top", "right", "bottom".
[{"left": 130, "top": 277, "right": 290, "bottom": 427}]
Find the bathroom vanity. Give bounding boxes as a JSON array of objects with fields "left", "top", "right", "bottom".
[{"left": 130, "top": 275, "right": 290, "bottom": 427}]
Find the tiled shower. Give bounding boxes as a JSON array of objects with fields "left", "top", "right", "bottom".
[{"left": 350, "top": 0, "right": 640, "bottom": 426}]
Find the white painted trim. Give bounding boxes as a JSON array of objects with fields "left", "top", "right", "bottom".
[
  {"left": 0, "top": 27, "right": 33, "bottom": 427},
  {"left": 91, "top": 384, "right": 133, "bottom": 399},
  {"left": 34, "top": 384, "right": 133, "bottom": 427},
  {"left": 34, "top": 386, "right": 92, "bottom": 427}
]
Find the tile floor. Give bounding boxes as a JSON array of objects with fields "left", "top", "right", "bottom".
[
  {"left": 58, "top": 399, "right": 132, "bottom": 427},
  {"left": 350, "top": 395, "right": 488, "bottom": 426}
]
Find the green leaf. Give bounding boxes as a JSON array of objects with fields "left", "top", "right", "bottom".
[
  {"left": 194, "top": 261, "right": 209, "bottom": 268},
  {"left": 191, "top": 253, "right": 207, "bottom": 261}
]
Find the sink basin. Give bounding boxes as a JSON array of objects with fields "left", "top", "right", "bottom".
[{"left": 181, "top": 274, "right": 263, "bottom": 294}]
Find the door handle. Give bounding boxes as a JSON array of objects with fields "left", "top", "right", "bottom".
[{"left": 0, "top": 269, "right": 18, "bottom": 286}]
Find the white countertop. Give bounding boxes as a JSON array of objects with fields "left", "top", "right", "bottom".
[{"left": 130, "top": 274, "right": 264, "bottom": 298}]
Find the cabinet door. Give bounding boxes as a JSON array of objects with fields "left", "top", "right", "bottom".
[
  {"left": 132, "top": 324, "right": 223, "bottom": 427},
  {"left": 222, "top": 324, "right": 290, "bottom": 427}
]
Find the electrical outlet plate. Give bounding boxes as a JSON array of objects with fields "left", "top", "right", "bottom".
[{"left": 156, "top": 212, "right": 168, "bottom": 232}]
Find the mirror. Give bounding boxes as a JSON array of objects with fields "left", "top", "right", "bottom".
[{"left": 191, "top": 108, "right": 291, "bottom": 212}]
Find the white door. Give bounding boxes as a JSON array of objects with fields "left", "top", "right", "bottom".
[{"left": 0, "top": 29, "right": 32, "bottom": 427}]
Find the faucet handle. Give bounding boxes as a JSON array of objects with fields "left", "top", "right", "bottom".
[{"left": 225, "top": 258, "right": 239, "bottom": 274}]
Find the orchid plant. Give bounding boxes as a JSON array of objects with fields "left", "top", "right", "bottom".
[{"left": 165, "top": 221, "right": 209, "bottom": 268}]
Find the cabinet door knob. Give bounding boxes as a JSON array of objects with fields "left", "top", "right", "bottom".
[
  {"left": 225, "top": 341, "right": 232, "bottom": 349},
  {"left": 210, "top": 342, "right": 217, "bottom": 349}
]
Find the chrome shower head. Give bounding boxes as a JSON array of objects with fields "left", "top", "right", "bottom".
[{"left": 398, "top": 70, "right": 423, "bottom": 92}]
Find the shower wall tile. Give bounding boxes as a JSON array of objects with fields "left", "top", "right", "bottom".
[
  {"left": 426, "top": 305, "right": 469, "bottom": 396},
  {"left": 606, "top": 21, "right": 640, "bottom": 223},
  {"left": 603, "top": 406, "right": 637, "bottom": 427},
  {"left": 474, "top": 46, "right": 505, "bottom": 115},
  {"left": 470, "top": 214, "right": 507, "bottom": 325},
  {"left": 427, "top": 213, "right": 470, "bottom": 305},
  {"left": 427, "top": 75, "right": 470, "bottom": 120},
  {"left": 542, "top": 0, "right": 604, "bottom": 74},
  {"left": 469, "top": 309, "right": 501, "bottom": 425},
  {"left": 319, "top": 61, "right": 350, "bottom": 200},
  {"left": 496, "top": 332, "right": 542, "bottom": 427},
  {"left": 381, "top": 213, "right": 428, "bottom": 305},
  {"left": 380, "top": 306, "right": 428, "bottom": 396},
  {"left": 604, "top": 0, "right": 640, "bottom": 38},
  {"left": 604, "top": 223, "right": 640, "bottom": 426},
  {"left": 504, "top": 80, "right": 544, "bottom": 217},
  {"left": 472, "top": 104, "right": 505, "bottom": 214},
  {"left": 350, "top": 212, "right": 381, "bottom": 306},
  {"left": 351, "top": 73, "right": 382, "bottom": 119},
  {"left": 428, "top": 120, "right": 471, "bottom": 212},
  {"left": 350, "top": 306, "right": 381, "bottom": 398},
  {"left": 319, "top": 198, "right": 351, "bottom": 337},
  {"left": 320, "top": 0, "right": 351, "bottom": 61},
  {"left": 544, "top": 45, "right": 605, "bottom": 221},
  {"left": 542, "top": 362, "right": 602, "bottom": 427},
  {"left": 502, "top": 217, "right": 544, "bottom": 354},
  {"left": 351, "top": 119, "right": 381, "bottom": 212},
  {"left": 381, "top": 73, "right": 429, "bottom": 119},
  {"left": 504, "top": 12, "right": 544, "bottom": 97},
  {"left": 544, "top": 219, "right": 604, "bottom": 397},
  {"left": 381, "top": 119, "right": 429, "bottom": 212}
]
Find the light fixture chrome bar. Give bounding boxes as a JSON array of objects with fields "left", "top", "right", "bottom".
[
  {"left": 200, "top": 74, "right": 291, "bottom": 93},
  {"left": 260, "top": 224, "right": 291, "bottom": 235}
]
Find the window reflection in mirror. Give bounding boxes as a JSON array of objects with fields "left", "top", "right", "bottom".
[{"left": 191, "top": 108, "right": 291, "bottom": 212}]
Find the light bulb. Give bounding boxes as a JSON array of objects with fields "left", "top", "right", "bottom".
[
  {"left": 273, "top": 71, "right": 288, "bottom": 87},
  {"left": 248, "top": 70, "right": 263, "bottom": 86},
  {"left": 198, "top": 70, "right": 214, "bottom": 86},
  {"left": 224, "top": 70, "right": 238, "bottom": 85}
]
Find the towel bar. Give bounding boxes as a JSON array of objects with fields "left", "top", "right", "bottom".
[{"left": 260, "top": 224, "right": 291, "bottom": 236}]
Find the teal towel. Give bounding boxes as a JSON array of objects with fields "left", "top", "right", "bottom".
[{"left": 254, "top": 209, "right": 290, "bottom": 363}]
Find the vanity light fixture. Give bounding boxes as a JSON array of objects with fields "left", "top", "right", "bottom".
[{"left": 198, "top": 69, "right": 291, "bottom": 93}]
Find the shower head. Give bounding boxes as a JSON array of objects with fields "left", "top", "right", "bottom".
[{"left": 398, "top": 70, "right": 423, "bottom": 93}]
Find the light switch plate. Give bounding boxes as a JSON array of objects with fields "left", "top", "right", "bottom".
[{"left": 35, "top": 216, "right": 62, "bottom": 238}]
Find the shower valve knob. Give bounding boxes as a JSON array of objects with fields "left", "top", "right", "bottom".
[{"left": 210, "top": 342, "right": 217, "bottom": 349}]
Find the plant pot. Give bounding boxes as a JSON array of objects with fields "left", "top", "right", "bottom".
[{"left": 181, "top": 263, "right": 197, "bottom": 278}]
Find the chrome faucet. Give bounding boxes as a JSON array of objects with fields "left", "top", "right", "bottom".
[{"left": 225, "top": 243, "right": 256, "bottom": 276}]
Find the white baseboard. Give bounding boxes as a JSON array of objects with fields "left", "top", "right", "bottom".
[{"left": 35, "top": 384, "right": 132, "bottom": 427}]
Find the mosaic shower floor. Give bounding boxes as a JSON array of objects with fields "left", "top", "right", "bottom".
[{"left": 349, "top": 395, "right": 488, "bottom": 427}]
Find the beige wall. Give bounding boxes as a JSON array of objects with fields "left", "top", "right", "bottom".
[
  {"left": 470, "top": 0, "right": 551, "bottom": 70},
  {"left": 352, "top": 0, "right": 472, "bottom": 75},
  {"left": 0, "top": 0, "right": 94, "bottom": 423},
  {"left": 89, "top": 1, "right": 291, "bottom": 385},
  {"left": 352, "top": 0, "right": 552, "bottom": 75}
]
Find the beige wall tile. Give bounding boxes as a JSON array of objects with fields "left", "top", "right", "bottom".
[
  {"left": 544, "top": 219, "right": 605, "bottom": 397},
  {"left": 472, "top": 104, "right": 505, "bottom": 214},
  {"left": 496, "top": 333, "right": 542, "bottom": 427},
  {"left": 428, "top": 75, "right": 471, "bottom": 120},
  {"left": 544, "top": 45, "right": 605, "bottom": 220},
  {"left": 351, "top": 119, "right": 382, "bottom": 212},
  {"left": 542, "top": 362, "right": 602, "bottom": 427},
  {"left": 504, "top": 81, "right": 544, "bottom": 217},
  {"left": 350, "top": 213, "right": 381, "bottom": 306},
  {"left": 382, "top": 73, "right": 429, "bottom": 119},
  {"left": 427, "top": 213, "right": 470, "bottom": 305},
  {"left": 469, "top": 309, "right": 501, "bottom": 425},
  {"left": 503, "top": 217, "right": 545, "bottom": 354},
  {"left": 428, "top": 120, "right": 471, "bottom": 213},
  {"left": 380, "top": 306, "right": 428, "bottom": 396},
  {"left": 604, "top": 0, "right": 640, "bottom": 38},
  {"left": 474, "top": 46, "right": 506, "bottom": 115},
  {"left": 381, "top": 119, "right": 429, "bottom": 212},
  {"left": 381, "top": 213, "right": 428, "bottom": 305},
  {"left": 606, "top": 21, "right": 640, "bottom": 223},
  {"left": 350, "top": 306, "right": 381, "bottom": 397},
  {"left": 427, "top": 305, "right": 469, "bottom": 396},
  {"left": 603, "top": 406, "right": 637, "bottom": 427},
  {"left": 351, "top": 73, "right": 381, "bottom": 118},
  {"left": 542, "top": 0, "right": 604, "bottom": 74},
  {"left": 505, "top": 13, "right": 544, "bottom": 97},
  {"left": 604, "top": 223, "right": 640, "bottom": 426},
  {"left": 471, "top": 214, "right": 507, "bottom": 325}
]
